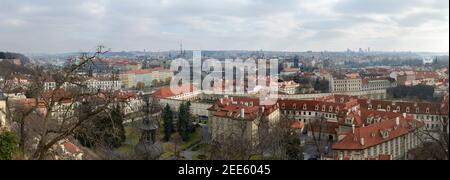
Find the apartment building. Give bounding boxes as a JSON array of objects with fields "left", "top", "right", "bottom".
[
  {"left": 279, "top": 81, "right": 300, "bottom": 95},
  {"left": 358, "top": 98, "right": 449, "bottom": 133},
  {"left": 0, "top": 91, "right": 7, "bottom": 130},
  {"left": 120, "top": 67, "right": 173, "bottom": 89},
  {"left": 333, "top": 113, "right": 424, "bottom": 160},
  {"left": 362, "top": 78, "right": 396, "bottom": 91},
  {"left": 207, "top": 96, "right": 280, "bottom": 146},
  {"left": 330, "top": 73, "right": 362, "bottom": 93}
]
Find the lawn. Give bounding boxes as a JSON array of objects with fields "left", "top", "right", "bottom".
[
  {"left": 115, "top": 126, "right": 202, "bottom": 159},
  {"left": 114, "top": 127, "right": 140, "bottom": 155}
]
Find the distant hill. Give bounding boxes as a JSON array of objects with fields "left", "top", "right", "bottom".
[
  {"left": 0, "top": 52, "right": 31, "bottom": 65},
  {"left": 0, "top": 52, "right": 32, "bottom": 77}
]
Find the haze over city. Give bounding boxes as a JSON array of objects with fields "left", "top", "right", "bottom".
[{"left": 0, "top": 0, "right": 448, "bottom": 53}]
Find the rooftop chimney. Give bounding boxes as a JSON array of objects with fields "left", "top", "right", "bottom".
[
  {"left": 240, "top": 108, "right": 245, "bottom": 119},
  {"left": 360, "top": 138, "right": 365, "bottom": 146},
  {"left": 403, "top": 113, "right": 407, "bottom": 118},
  {"left": 220, "top": 98, "right": 223, "bottom": 104},
  {"left": 261, "top": 106, "right": 265, "bottom": 113},
  {"left": 396, "top": 117, "right": 400, "bottom": 126},
  {"left": 352, "top": 124, "right": 355, "bottom": 134}
]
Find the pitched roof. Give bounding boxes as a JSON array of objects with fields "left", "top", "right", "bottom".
[
  {"left": 208, "top": 97, "right": 278, "bottom": 121},
  {"left": 332, "top": 116, "right": 424, "bottom": 150},
  {"left": 152, "top": 84, "right": 197, "bottom": 98},
  {"left": 123, "top": 67, "right": 167, "bottom": 75},
  {"left": 359, "top": 99, "right": 446, "bottom": 115}
]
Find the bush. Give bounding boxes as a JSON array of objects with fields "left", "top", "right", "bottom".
[{"left": 0, "top": 131, "right": 18, "bottom": 160}]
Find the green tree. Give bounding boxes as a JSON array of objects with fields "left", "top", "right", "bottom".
[
  {"left": 178, "top": 101, "right": 193, "bottom": 141},
  {"left": 163, "top": 104, "right": 174, "bottom": 141},
  {"left": 0, "top": 131, "right": 18, "bottom": 160}
]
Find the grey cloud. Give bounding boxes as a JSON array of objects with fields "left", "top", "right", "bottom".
[{"left": 0, "top": 0, "right": 448, "bottom": 53}]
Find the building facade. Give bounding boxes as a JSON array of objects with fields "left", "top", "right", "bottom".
[
  {"left": 333, "top": 114, "right": 424, "bottom": 160},
  {"left": 120, "top": 67, "right": 173, "bottom": 89},
  {"left": 0, "top": 92, "right": 7, "bottom": 130},
  {"left": 330, "top": 74, "right": 362, "bottom": 93},
  {"left": 358, "top": 98, "right": 449, "bottom": 136},
  {"left": 207, "top": 97, "right": 280, "bottom": 146},
  {"left": 362, "top": 78, "right": 396, "bottom": 91},
  {"left": 279, "top": 81, "right": 300, "bottom": 95}
]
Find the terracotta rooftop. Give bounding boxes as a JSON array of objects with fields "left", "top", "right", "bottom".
[
  {"left": 152, "top": 84, "right": 197, "bottom": 99},
  {"left": 332, "top": 116, "right": 424, "bottom": 150},
  {"left": 208, "top": 97, "right": 278, "bottom": 121}
]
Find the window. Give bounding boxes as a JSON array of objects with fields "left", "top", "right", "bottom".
[
  {"left": 416, "top": 107, "right": 420, "bottom": 113},
  {"left": 426, "top": 108, "right": 430, "bottom": 113},
  {"left": 303, "top": 104, "right": 307, "bottom": 110},
  {"left": 315, "top": 105, "right": 319, "bottom": 111},
  {"left": 406, "top": 107, "right": 410, "bottom": 113},
  {"left": 387, "top": 106, "right": 391, "bottom": 112},
  {"left": 396, "top": 106, "right": 401, "bottom": 112}
]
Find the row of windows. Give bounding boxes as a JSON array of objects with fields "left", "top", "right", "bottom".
[{"left": 369, "top": 104, "right": 431, "bottom": 114}]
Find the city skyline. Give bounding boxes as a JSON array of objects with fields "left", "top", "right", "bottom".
[{"left": 0, "top": 0, "right": 449, "bottom": 54}]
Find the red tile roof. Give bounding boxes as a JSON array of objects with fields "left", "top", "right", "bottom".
[
  {"left": 339, "top": 109, "right": 404, "bottom": 127},
  {"left": 332, "top": 116, "right": 424, "bottom": 150},
  {"left": 152, "top": 84, "right": 197, "bottom": 98},
  {"left": 359, "top": 99, "right": 447, "bottom": 115},
  {"left": 291, "top": 120, "right": 305, "bottom": 129},
  {"left": 208, "top": 97, "right": 278, "bottom": 121},
  {"left": 124, "top": 67, "right": 167, "bottom": 75},
  {"left": 63, "top": 140, "right": 82, "bottom": 154}
]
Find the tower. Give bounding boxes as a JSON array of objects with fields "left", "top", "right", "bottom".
[{"left": 134, "top": 95, "right": 163, "bottom": 160}]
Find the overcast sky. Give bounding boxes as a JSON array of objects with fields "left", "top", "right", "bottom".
[{"left": 0, "top": 0, "right": 448, "bottom": 53}]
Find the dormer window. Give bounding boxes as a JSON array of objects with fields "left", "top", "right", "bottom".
[
  {"left": 303, "top": 104, "right": 307, "bottom": 110},
  {"left": 396, "top": 106, "right": 401, "bottom": 112},
  {"left": 416, "top": 107, "right": 420, "bottom": 113},
  {"left": 368, "top": 104, "right": 372, "bottom": 109},
  {"left": 377, "top": 105, "right": 382, "bottom": 110},
  {"left": 322, "top": 105, "right": 326, "bottom": 111},
  {"left": 380, "top": 130, "right": 390, "bottom": 139},
  {"left": 329, "top": 106, "right": 333, "bottom": 112},
  {"left": 315, "top": 105, "right": 319, "bottom": 111},
  {"left": 281, "top": 103, "right": 285, "bottom": 109},
  {"left": 426, "top": 108, "right": 430, "bottom": 113},
  {"left": 406, "top": 107, "right": 410, "bottom": 113},
  {"left": 346, "top": 118, "right": 354, "bottom": 125},
  {"left": 293, "top": 103, "right": 297, "bottom": 109},
  {"left": 387, "top": 106, "right": 391, "bottom": 112}
]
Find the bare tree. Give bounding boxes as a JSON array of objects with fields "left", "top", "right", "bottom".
[
  {"left": 307, "top": 115, "right": 329, "bottom": 159},
  {"left": 5, "top": 46, "right": 130, "bottom": 160},
  {"left": 413, "top": 110, "right": 449, "bottom": 160}
]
